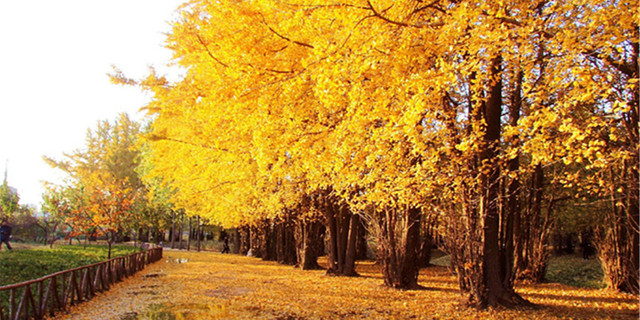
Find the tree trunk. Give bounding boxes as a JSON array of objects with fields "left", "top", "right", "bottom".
[
  {"left": 504, "top": 69, "right": 523, "bottom": 285},
  {"left": 597, "top": 164, "right": 640, "bottom": 294},
  {"left": 369, "top": 206, "right": 421, "bottom": 289},
  {"left": 239, "top": 226, "right": 251, "bottom": 255},
  {"left": 170, "top": 211, "right": 176, "bottom": 249},
  {"left": 343, "top": 213, "right": 360, "bottom": 276},
  {"left": 178, "top": 212, "right": 184, "bottom": 249},
  {"left": 324, "top": 193, "right": 358, "bottom": 276},
  {"left": 187, "top": 217, "right": 192, "bottom": 251},
  {"left": 355, "top": 217, "right": 369, "bottom": 260},
  {"left": 467, "top": 56, "right": 531, "bottom": 308},
  {"left": 108, "top": 231, "right": 114, "bottom": 260},
  {"left": 325, "top": 196, "right": 339, "bottom": 273},
  {"left": 262, "top": 220, "right": 277, "bottom": 261},
  {"left": 515, "top": 164, "right": 553, "bottom": 283},
  {"left": 398, "top": 207, "right": 420, "bottom": 288},
  {"left": 232, "top": 228, "right": 240, "bottom": 254},
  {"left": 597, "top": 49, "right": 639, "bottom": 292},
  {"left": 274, "top": 217, "right": 297, "bottom": 265},
  {"left": 417, "top": 229, "right": 433, "bottom": 268},
  {"left": 250, "top": 224, "right": 263, "bottom": 258},
  {"left": 196, "top": 216, "right": 202, "bottom": 252},
  {"left": 295, "top": 219, "right": 324, "bottom": 270}
]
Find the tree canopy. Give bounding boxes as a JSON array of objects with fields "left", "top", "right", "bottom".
[{"left": 124, "top": 0, "right": 637, "bottom": 306}]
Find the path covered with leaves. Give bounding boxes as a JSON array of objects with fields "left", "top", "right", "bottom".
[{"left": 48, "top": 250, "right": 639, "bottom": 320}]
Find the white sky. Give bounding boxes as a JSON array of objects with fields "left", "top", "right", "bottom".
[{"left": 0, "top": 1, "right": 185, "bottom": 208}]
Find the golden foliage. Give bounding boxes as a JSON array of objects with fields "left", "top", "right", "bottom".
[
  {"left": 44, "top": 114, "right": 144, "bottom": 238},
  {"left": 50, "top": 251, "right": 639, "bottom": 320},
  {"left": 138, "top": 0, "right": 638, "bottom": 234}
]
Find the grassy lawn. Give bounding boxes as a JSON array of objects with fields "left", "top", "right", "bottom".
[
  {"left": 0, "top": 243, "right": 139, "bottom": 286},
  {"left": 432, "top": 252, "right": 605, "bottom": 289},
  {"left": 546, "top": 254, "right": 605, "bottom": 289}
]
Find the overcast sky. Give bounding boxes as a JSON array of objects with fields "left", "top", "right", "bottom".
[{"left": 0, "top": 1, "right": 185, "bottom": 208}]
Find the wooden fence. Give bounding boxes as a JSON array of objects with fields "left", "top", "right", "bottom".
[{"left": 0, "top": 247, "right": 163, "bottom": 320}]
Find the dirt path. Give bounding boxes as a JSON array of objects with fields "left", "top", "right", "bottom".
[{"left": 47, "top": 249, "right": 192, "bottom": 320}]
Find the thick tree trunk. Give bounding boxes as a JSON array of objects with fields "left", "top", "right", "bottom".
[
  {"left": 295, "top": 219, "right": 324, "bottom": 270},
  {"left": 417, "top": 229, "right": 433, "bottom": 268},
  {"left": 275, "top": 217, "right": 297, "bottom": 265},
  {"left": 239, "top": 226, "right": 251, "bottom": 255},
  {"left": 187, "top": 217, "right": 192, "bottom": 251},
  {"left": 629, "top": 42, "right": 640, "bottom": 294},
  {"left": 471, "top": 56, "right": 530, "bottom": 308},
  {"left": 337, "top": 204, "right": 350, "bottom": 272},
  {"left": 324, "top": 194, "right": 358, "bottom": 276},
  {"left": 515, "top": 164, "right": 553, "bottom": 283},
  {"left": 250, "top": 224, "right": 263, "bottom": 258},
  {"left": 401, "top": 207, "right": 421, "bottom": 288},
  {"left": 170, "top": 211, "right": 176, "bottom": 249},
  {"left": 343, "top": 213, "right": 360, "bottom": 276},
  {"left": 598, "top": 51, "right": 640, "bottom": 293},
  {"left": 262, "top": 220, "right": 277, "bottom": 261},
  {"left": 232, "top": 228, "right": 240, "bottom": 254},
  {"left": 326, "top": 199, "right": 339, "bottom": 273},
  {"left": 355, "top": 218, "right": 369, "bottom": 260},
  {"left": 504, "top": 69, "right": 522, "bottom": 286},
  {"left": 196, "top": 216, "right": 202, "bottom": 252},
  {"left": 177, "top": 212, "right": 184, "bottom": 249},
  {"left": 372, "top": 206, "right": 421, "bottom": 289},
  {"left": 108, "top": 231, "right": 115, "bottom": 260},
  {"left": 597, "top": 164, "right": 640, "bottom": 294}
]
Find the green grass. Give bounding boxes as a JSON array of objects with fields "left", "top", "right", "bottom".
[
  {"left": 546, "top": 254, "right": 605, "bottom": 289},
  {"left": 0, "top": 244, "right": 139, "bottom": 286},
  {"left": 429, "top": 252, "right": 604, "bottom": 289},
  {"left": 430, "top": 252, "right": 451, "bottom": 267}
]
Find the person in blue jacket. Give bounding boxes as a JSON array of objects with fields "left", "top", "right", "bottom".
[{"left": 0, "top": 219, "right": 12, "bottom": 250}]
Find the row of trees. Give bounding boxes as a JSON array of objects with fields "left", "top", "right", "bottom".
[
  {"left": 110, "top": 0, "right": 638, "bottom": 308},
  {"left": 0, "top": 173, "right": 66, "bottom": 245},
  {"left": 119, "top": 0, "right": 637, "bottom": 308},
  {"left": 134, "top": 0, "right": 640, "bottom": 308}
]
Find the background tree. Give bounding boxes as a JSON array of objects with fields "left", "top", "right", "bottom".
[
  {"left": 44, "top": 113, "right": 146, "bottom": 258},
  {"left": 41, "top": 186, "right": 73, "bottom": 247},
  {"left": 0, "top": 177, "right": 19, "bottom": 218}
]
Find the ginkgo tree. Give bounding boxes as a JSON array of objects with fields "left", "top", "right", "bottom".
[{"left": 135, "top": 0, "right": 638, "bottom": 308}]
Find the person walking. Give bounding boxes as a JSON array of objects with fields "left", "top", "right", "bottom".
[
  {"left": 221, "top": 235, "right": 230, "bottom": 254},
  {"left": 0, "top": 220, "right": 12, "bottom": 250}
]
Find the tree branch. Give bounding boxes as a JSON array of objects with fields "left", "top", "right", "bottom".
[
  {"left": 584, "top": 50, "right": 635, "bottom": 78},
  {"left": 259, "top": 13, "right": 315, "bottom": 49},
  {"left": 411, "top": 0, "right": 447, "bottom": 15},
  {"left": 366, "top": 0, "right": 444, "bottom": 29},
  {"left": 147, "top": 134, "right": 232, "bottom": 154},
  {"left": 193, "top": 32, "right": 229, "bottom": 68}
]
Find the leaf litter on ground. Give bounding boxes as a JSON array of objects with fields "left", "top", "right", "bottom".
[{"left": 47, "top": 250, "right": 639, "bottom": 320}]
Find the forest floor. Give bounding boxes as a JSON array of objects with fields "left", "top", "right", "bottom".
[{"left": 47, "top": 249, "right": 639, "bottom": 320}]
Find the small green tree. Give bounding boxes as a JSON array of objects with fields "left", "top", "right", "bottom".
[{"left": 0, "top": 179, "right": 19, "bottom": 218}]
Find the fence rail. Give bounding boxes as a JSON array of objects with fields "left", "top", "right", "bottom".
[{"left": 0, "top": 247, "right": 163, "bottom": 320}]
